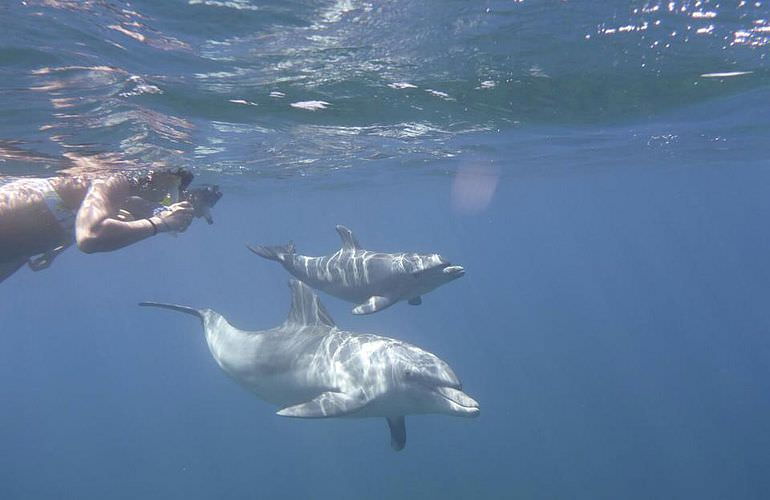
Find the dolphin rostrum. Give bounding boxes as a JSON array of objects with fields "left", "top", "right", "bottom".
[
  {"left": 247, "top": 225, "right": 465, "bottom": 315},
  {"left": 140, "top": 280, "right": 479, "bottom": 451}
]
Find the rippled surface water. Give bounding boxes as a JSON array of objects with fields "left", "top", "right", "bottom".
[
  {"left": 1, "top": 0, "right": 769, "bottom": 177},
  {"left": 2, "top": 1, "right": 770, "bottom": 499}
]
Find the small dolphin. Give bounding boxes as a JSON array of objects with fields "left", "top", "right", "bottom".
[
  {"left": 140, "top": 280, "right": 479, "bottom": 451},
  {"left": 247, "top": 225, "right": 465, "bottom": 315}
]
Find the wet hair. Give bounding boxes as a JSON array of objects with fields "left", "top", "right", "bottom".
[
  {"left": 128, "top": 167, "right": 194, "bottom": 196},
  {"left": 176, "top": 168, "right": 194, "bottom": 191}
]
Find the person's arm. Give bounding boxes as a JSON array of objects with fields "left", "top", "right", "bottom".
[{"left": 75, "top": 176, "right": 193, "bottom": 254}]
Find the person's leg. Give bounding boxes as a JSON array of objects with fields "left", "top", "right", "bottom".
[{"left": 0, "top": 258, "right": 25, "bottom": 283}]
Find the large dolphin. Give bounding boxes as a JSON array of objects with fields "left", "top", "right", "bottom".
[
  {"left": 140, "top": 280, "right": 479, "bottom": 451},
  {"left": 247, "top": 225, "right": 465, "bottom": 315}
]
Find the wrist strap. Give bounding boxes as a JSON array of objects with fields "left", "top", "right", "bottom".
[{"left": 147, "top": 218, "right": 158, "bottom": 236}]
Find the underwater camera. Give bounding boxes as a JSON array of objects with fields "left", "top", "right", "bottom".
[{"left": 181, "top": 184, "right": 222, "bottom": 224}]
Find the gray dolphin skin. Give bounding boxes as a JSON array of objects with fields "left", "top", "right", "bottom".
[
  {"left": 140, "top": 280, "right": 479, "bottom": 451},
  {"left": 247, "top": 225, "right": 465, "bottom": 315}
]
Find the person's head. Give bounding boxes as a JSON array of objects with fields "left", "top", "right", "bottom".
[{"left": 130, "top": 168, "right": 194, "bottom": 203}]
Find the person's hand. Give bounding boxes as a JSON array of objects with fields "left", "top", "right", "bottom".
[{"left": 154, "top": 201, "right": 194, "bottom": 233}]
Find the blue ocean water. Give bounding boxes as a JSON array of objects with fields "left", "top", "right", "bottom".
[{"left": 2, "top": 0, "right": 770, "bottom": 498}]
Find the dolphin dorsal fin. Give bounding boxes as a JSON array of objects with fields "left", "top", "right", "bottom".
[
  {"left": 284, "top": 280, "right": 336, "bottom": 328},
  {"left": 335, "top": 225, "right": 360, "bottom": 250}
]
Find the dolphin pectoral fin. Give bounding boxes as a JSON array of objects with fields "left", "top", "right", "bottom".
[
  {"left": 276, "top": 391, "right": 368, "bottom": 418},
  {"left": 407, "top": 296, "right": 422, "bottom": 306},
  {"left": 352, "top": 296, "right": 395, "bottom": 315},
  {"left": 386, "top": 416, "right": 406, "bottom": 451}
]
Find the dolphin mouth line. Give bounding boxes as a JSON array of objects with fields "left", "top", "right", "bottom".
[
  {"left": 434, "top": 386, "right": 479, "bottom": 409},
  {"left": 442, "top": 265, "right": 465, "bottom": 276}
]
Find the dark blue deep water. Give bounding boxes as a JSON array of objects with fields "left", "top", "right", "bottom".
[{"left": 2, "top": 1, "right": 770, "bottom": 498}]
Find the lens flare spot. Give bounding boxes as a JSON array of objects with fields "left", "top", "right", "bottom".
[{"left": 451, "top": 163, "right": 499, "bottom": 215}]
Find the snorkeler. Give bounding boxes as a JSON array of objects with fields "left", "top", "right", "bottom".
[{"left": 0, "top": 168, "right": 222, "bottom": 283}]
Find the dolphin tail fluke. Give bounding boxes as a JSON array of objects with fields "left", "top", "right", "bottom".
[
  {"left": 246, "top": 241, "right": 295, "bottom": 262},
  {"left": 139, "top": 302, "right": 204, "bottom": 320}
]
